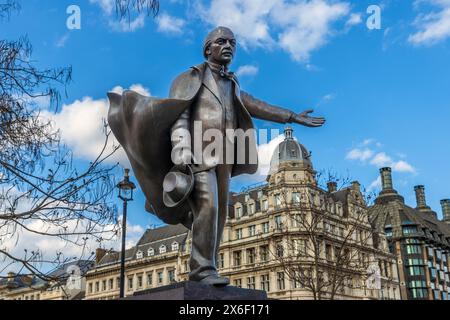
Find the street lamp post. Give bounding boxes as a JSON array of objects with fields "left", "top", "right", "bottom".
[{"left": 117, "top": 168, "right": 136, "bottom": 299}]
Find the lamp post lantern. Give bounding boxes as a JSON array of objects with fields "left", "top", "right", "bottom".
[{"left": 117, "top": 168, "right": 136, "bottom": 299}]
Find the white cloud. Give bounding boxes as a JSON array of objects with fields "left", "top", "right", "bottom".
[
  {"left": 272, "top": 0, "right": 350, "bottom": 62},
  {"left": 232, "top": 132, "right": 285, "bottom": 185},
  {"left": 56, "top": 33, "right": 70, "bottom": 48},
  {"left": 370, "top": 152, "right": 393, "bottom": 167},
  {"left": 112, "top": 84, "right": 151, "bottom": 97},
  {"left": 322, "top": 93, "right": 334, "bottom": 101},
  {"left": 316, "top": 93, "right": 335, "bottom": 107},
  {"left": 14, "top": 93, "right": 51, "bottom": 109},
  {"left": 196, "top": 0, "right": 276, "bottom": 49},
  {"left": 236, "top": 64, "right": 259, "bottom": 77},
  {"left": 346, "top": 140, "right": 416, "bottom": 174},
  {"left": 196, "top": 0, "right": 354, "bottom": 62},
  {"left": 1, "top": 216, "right": 145, "bottom": 274},
  {"left": 90, "top": 0, "right": 146, "bottom": 32},
  {"left": 109, "top": 15, "right": 146, "bottom": 32},
  {"left": 40, "top": 84, "right": 151, "bottom": 167},
  {"left": 370, "top": 153, "right": 416, "bottom": 173},
  {"left": 346, "top": 148, "right": 374, "bottom": 162},
  {"left": 409, "top": 0, "right": 450, "bottom": 45},
  {"left": 367, "top": 177, "right": 382, "bottom": 192},
  {"left": 156, "top": 13, "right": 186, "bottom": 35},
  {"left": 90, "top": 0, "right": 115, "bottom": 15},
  {"left": 346, "top": 13, "right": 362, "bottom": 27},
  {"left": 256, "top": 133, "right": 285, "bottom": 177},
  {"left": 392, "top": 160, "right": 416, "bottom": 173}
]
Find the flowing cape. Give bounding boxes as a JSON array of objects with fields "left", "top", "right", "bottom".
[{"left": 107, "top": 90, "right": 194, "bottom": 229}]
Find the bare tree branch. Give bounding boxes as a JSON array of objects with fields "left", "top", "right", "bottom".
[
  {"left": 114, "top": 0, "right": 159, "bottom": 23},
  {"left": 0, "top": 10, "right": 120, "bottom": 284},
  {"left": 268, "top": 170, "right": 383, "bottom": 300},
  {"left": 0, "top": 0, "right": 20, "bottom": 20}
]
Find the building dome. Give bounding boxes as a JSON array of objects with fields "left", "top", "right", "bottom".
[{"left": 269, "top": 127, "right": 313, "bottom": 174}]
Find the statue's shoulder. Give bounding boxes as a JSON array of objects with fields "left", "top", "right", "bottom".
[
  {"left": 169, "top": 63, "right": 206, "bottom": 99},
  {"left": 175, "top": 64, "right": 204, "bottom": 82}
]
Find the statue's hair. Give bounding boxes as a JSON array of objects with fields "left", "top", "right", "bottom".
[{"left": 203, "top": 26, "right": 235, "bottom": 59}]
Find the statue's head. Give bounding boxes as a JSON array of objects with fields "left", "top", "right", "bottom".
[{"left": 203, "top": 26, "right": 236, "bottom": 66}]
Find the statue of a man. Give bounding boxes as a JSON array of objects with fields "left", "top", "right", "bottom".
[{"left": 107, "top": 26, "right": 325, "bottom": 287}]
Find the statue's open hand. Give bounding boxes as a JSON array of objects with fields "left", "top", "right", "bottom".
[{"left": 292, "top": 109, "right": 326, "bottom": 128}]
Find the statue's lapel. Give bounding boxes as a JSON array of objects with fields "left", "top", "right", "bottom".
[
  {"left": 202, "top": 65, "right": 223, "bottom": 106},
  {"left": 231, "top": 76, "right": 241, "bottom": 101}
]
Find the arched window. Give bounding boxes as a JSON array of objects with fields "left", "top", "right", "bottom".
[
  {"left": 148, "top": 248, "right": 154, "bottom": 256},
  {"left": 159, "top": 245, "right": 167, "bottom": 254},
  {"left": 136, "top": 250, "right": 143, "bottom": 259},
  {"left": 172, "top": 242, "right": 179, "bottom": 251}
]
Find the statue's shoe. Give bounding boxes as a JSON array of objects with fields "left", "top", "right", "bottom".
[{"left": 198, "top": 274, "right": 230, "bottom": 286}]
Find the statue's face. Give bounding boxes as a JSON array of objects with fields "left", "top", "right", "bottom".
[{"left": 206, "top": 32, "right": 237, "bottom": 66}]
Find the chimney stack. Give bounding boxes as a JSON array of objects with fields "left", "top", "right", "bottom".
[
  {"left": 375, "top": 167, "right": 405, "bottom": 204},
  {"left": 95, "top": 248, "right": 107, "bottom": 264},
  {"left": 7, "top": 272, "right": 15, "bottom": 283},
  {"left": 327, "top": 181, "right": 337, "bottom": 193},
  {"left": 380, "top": 167, "right": 393, "bottom": 191},
  {"left": 351, "top": 181, "right": 361, "bottom": 192},
  {"left": 441, "top": 199, "right": 450, "bottom": 223},
  {"left": 414, "top": 185, "right": 428, "bottom": 209},
  {"left": 414, "top": 185, "right": 438, "bottom": 218}
]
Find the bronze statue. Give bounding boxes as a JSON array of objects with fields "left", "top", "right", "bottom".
[{"left": 108, "top": 26, "right": 325, "bottom": 286}]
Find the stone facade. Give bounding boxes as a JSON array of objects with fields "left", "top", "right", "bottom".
[
  {"left": 0, "top": 260, "right": 93, "bottom": 300},
  {"left": 369, "top": 168, "right": 450, "bottom": 300},
  {"left": 84, "top": 128, "right": 400, "bottom": 300}
]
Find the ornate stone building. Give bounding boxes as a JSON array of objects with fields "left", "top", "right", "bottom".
[
  {"left": 0, "top": 260, "right": 93, "bottom": 300},
  {"left": 84, "top": 225, "right": 189, "bottom": 300},
  {"left": 84, "top": 127, "right": 400, "bottom": 300},
  {"left": 369, "top": 168, "right": 450, "bottom": 300}
]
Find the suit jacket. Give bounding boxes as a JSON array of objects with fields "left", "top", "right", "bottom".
[
  {"left": 170, "top": 62, "right": 296, "bottom": 177},
  {"left": 107, "top": 62, "right": 295, "bottom": 228}
]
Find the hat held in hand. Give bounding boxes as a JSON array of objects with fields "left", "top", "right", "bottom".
[{"left": 163, "top": 165, "right": 194, "bottom": 208}]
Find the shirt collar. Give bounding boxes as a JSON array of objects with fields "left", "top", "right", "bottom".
[{"left": 206, "top": 61, "right": 234, "bottom": 80}]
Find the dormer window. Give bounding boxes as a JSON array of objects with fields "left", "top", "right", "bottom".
[
  {"left": 172, "top": 242, "right": 179, "bottom": 251},
  {"left": 148, "top": 248, "right": 154, "bottom": 256},
  {"left": 236, "top": 207, "right": 242, "bottom": 218},
  {"left": 136, "top": 250, "right": 143, "bottom": 259},
  {"left": 159, "top": 245, "right": 167, "bottom": 254},
  {"left": 248, "top": 203, "right": 255, "bottom": 215},
  {"left": 262, "top": 199, "right": 269, "bottom": 211}
]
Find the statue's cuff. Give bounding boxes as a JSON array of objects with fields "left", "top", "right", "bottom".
[{"left": 287, "top": 112, "right": 296, "bottom": 123}]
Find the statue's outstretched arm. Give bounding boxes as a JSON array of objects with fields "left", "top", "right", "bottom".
[
  {"left": 241, "top": 91, "right": 325, "bottom": 128},
  {"left": 241, "top": 91, "right": 294, "bottom": 124}
]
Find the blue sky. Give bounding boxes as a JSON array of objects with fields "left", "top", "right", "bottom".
[{"left": 2, "top": 0, "right": 450, "bottom": 251}]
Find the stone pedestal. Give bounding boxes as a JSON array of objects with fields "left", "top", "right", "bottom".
[{"left": 124, "top": 281, "right": 267, "bottom": 300}]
